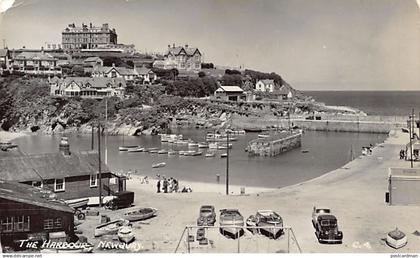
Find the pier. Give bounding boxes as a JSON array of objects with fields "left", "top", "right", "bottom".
[{"left": 247, "top": 132, "right": 302, "bottom": 157}]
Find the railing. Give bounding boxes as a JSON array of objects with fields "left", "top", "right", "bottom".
[{"left": 174, "top": 225, "right": 302, "bottom": 253}]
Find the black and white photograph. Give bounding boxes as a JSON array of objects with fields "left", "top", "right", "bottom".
[{"left": 0, "top": 0, "right": 419, "bottom": 256}]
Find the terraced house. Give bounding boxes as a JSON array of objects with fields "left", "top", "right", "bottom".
[
  {"left": 49, "top": 76, "right": 126, "bottom": 99},
  {"left": 164, "top": 44, "right": 202, "bottom": 71},
  {"left": 11, "top": 51, "right": 62, "bottom": 76}
]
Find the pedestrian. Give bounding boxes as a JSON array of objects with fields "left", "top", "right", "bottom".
[
  {"left": 157, "top": 180, "right": 161, "bottom": 193},
  {"left": 163, "top": 178, "right": 168, "bottom": 193}
]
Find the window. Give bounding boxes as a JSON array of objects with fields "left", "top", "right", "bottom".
[
  {"left": 90, "top": 174, "right": 98, "bottom": 187},
  {"left": 1, "top": 217, "right": 13, "bottom": 232},
  {"left": 32, "top": 181, "right": 43, "bottom": 188},
  {"left": 54, "top": 178, "right": 65, "bottom": 192},
  {"left": 44, "top": 219, "right": 54, "bottom": 230}
]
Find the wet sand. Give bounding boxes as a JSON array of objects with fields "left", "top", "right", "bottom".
[{"left": 77, "top": 129, "right": 420, "bottom": 253}]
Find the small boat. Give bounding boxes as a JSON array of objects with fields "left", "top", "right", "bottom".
[
  {"left": 127, "top": 147, "right": 144, "bottom": 152},
  {"left": 205, "top": 152, "right": 215, "bottom": 158},
  {"left": 198, "top": 142, "right": 209, "bottom": 148},
  {"left": 258, "top": 134, "right": 270, "bottom": 138},
  {"left": 248, "top": 210, "right": 284, "bottom": 238},
  {"left": 168, "top": 151, "right": 178, "bottom": 155},
  {"left": 175, "top": 140, "right": 189, "bottom": 145},
  {"left": 65, "top": 198, "right": 89, "bottom": 209},
  {"left": 123, "top": 207, "right": 158, "bottom": 222},
  {"left": 208, "top": 142, "right": 218, "bottom": 149},
  {"left": 226, "top": 129, "right": 246, "bottom": 135},
  {"left": 94, "top": 219, "right": 130, "bottom": 237},
  {"left": 118, "top": 226, "right": 135, "bottom": 244},
  {"left": 221, "top": 153, "right": 228, "bottom": 158},
  {"left": 217, "top": 143, "right": 233, "bottom": 150},
  {"left": 244, "top": 128, "right": 263, "bottom": 133},
  {"left": 119, "top": 145, "right": 139, "bottom": 151},
  {"left": 158, "top": 149, "right": 168, "bottom": 154},
  {"left": 188, "top": 142, "right": 199, "bottom": 148},
  {"left": 179, "top": 150, "right": 186, "bottom": 155},
  {"left": 184, "top": 150, "right": 202, "bottom": 156},
  {"left": 301, "top": 149, "right": 309, "bottom": 153},
  {"left": 386, "top": 228, "right": 407, "bottom": 249},
  {"left": 220, "top": 209, "right": 244, "bottom": 238},
  {"left": 152, "top": 162, "right": 166, "bottom": 168}
]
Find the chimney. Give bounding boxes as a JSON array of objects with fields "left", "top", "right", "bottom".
[
  {"left": 90, "top": 22, "right": 92, "bottom": 28},
  {"left": 173, "top": 43, "right": 175, "bottom": 48},
  {"left": 112, "top": 63, "right": 115, "bottom": 68},
  {"left": 41, "top": 47, "right": 44, "bottom": 54},
  {"left": 185, "top": 44, "right": 188, "bottom": 48},
  {"left": 59, "top": 137, "right": 71, "bottom": 156},
  {"left": 168, "top": 44, "right": 171, "bottom": 49}
]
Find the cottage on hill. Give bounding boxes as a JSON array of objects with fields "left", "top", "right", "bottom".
[
  {"left": 0, "top": 137, "right": 125, "bottom": 201},
  {"left": 255, "top": 79, "right": 276, "bottom": 93},
  {"left": 49, "top": 76, "right": 126, "bottom": 99},
  {"left": 0, "top": 180, "right": 75, "bottom": 248},
  {"left": 135, "top": 65, "right": 157, "bottom": 84},
  {"left": 214, "top": 85, "right": 245, "bottom": 101}
]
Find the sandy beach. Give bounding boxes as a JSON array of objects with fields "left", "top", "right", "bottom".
[
  {"left": 75, "top": 129, "right": 420, "bottom": 253},
  {"left": 0, "top": 130, "right": 27, "bottom": 143}
]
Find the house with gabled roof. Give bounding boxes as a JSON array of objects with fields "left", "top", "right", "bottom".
[
  {"left": 135, "top": 65, "right": 157, "bottom": 84},
  {"left": 164, "top": 44, "right": 202, "bottom": 71},
  {"left": 0, "top": 137, "right": 125, "bottom": 201},
  {"left": 92, "top": 63, "right": 137, "bottom": 81},
  {"left": 255, "top": 79, "right": 275, "bottom": 93},
  {"left": 49, "top": 76, "right": 126, "bottom": 99},
  {"left": 214, "top": 85, "right": 245, "bottom": 101}
]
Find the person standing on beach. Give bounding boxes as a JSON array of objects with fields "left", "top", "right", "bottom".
[
  {"left": 157, "top": 179, "right": 161, "bottom": 193},
  {"left": 163, "top": 178, "right": 168, "bottom": 193}
]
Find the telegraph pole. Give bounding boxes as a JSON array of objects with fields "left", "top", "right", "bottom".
[
  {"left": 97, "top": 124, "right": 103, "bottom": 207},
  {"left": 409, "top": 109, "right": 414, "bottom": 168},
  {"left": 226, "top": 132, "right": 230, "bottom": 195},
  {"left": 91, "top": 125, "right": 94, "bottom": 150},
  {"left": 104, "top": 98, "right": 108, "bottom": 165}
]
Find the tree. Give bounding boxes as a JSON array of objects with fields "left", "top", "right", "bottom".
[{"left": 126, "top": 60, "right": 134, "bottom": 68}]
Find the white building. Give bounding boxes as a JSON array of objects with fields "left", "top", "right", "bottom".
[{"left": 255, "top": 79, "right": 275, "bottom": 92}]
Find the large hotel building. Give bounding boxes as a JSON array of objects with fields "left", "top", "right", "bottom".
[{"left": 62, "top": 23, "right": 118, "bottom": 51}]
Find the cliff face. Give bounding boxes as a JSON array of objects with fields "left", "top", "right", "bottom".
[{"left": 0, "top": 77, "right": 364, "bottom": 136}]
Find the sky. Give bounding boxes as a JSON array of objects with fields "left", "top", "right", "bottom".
[{"left": 0, "top": 0, "right": 419, "bottom": 91}]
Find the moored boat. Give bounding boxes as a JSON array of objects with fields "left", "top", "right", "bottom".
[
  {"left": 94, "top": 219, "right": 130, "bottom": 237},
  {"left": 127, "top": 147, "right": 144, "bottom": 152},
  {"left": 198, "top": 142, "right": 209, "bottom": 148},
  {"left": 220, "top": 153, "right": 228, "bottom": 158},
  {"left": 119, "top": 145, "right": 139, "bottom": 151},
  {"left": 152, "top": 162, "right": 166, "bottom": 168},
  {"left": 205, "top": 152, "right": 215, "bottom": 157},
  {"left": 158, "top": 149, "right": 168, "bottom": 154},
  {"left": 258, "top": 134, "right": 270, "bottom": 138},
  {"left": 118, "top": 226, "right": 135, "bottom": 244},
  {"left": 168, "top": 151, "right": 178, "bottom": 155},
  {"left": 123, "top": 207, "right": 158, "bottom": 222}
]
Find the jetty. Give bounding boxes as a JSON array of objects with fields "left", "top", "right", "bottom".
[{"left": 247, "top": 131, "right": 302, "bottom": 157}]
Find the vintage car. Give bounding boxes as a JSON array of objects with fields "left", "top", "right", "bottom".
[
  {"left": 197, "top": 205, "right": 216, "bottom": 226},
  {"left": 246, "top": 210, "right": 284, "bottom": 239},
  {"left": 313, "top": 214, "right": 343, "bottom": 244},
  {"left": 311, "top": 206, "right": 331, "bottom": 227},
  {"left": 105, "top": 191, "right": 135, "bottom": 210}
]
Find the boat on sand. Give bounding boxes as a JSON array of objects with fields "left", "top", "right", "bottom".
[
  {"left": 123, "top": 207, "right": 158, "bottom": 222},
  {"left": 94, "top": 219, "right": 130, "bottom": 237},
  {"left": 118, "top": 226, "right": 135, "bottom": 244},
  {"left": 152, "top": 162, "right": 166, "bottom": 168}
]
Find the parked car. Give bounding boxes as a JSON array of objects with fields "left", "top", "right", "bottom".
[
  {"left": 311, "top": 206, "right": 331, "bottom": 227},
  {"left": 246, "top": 210, "right": 283, "bottom": 239},
  {"left": 313, "top": 214, "right": 343, "bottom": 244},
  {"left": 197, "top": 205, "right": 216, "bottom": 226},
  {"left": 105, "top": 191, "right": 134, "bottom": 210}
]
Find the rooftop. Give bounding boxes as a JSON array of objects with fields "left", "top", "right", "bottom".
[
  {"left": 0, "top": 150, "right": 111, "bottom": 182},
  {"left": 0, "top": 180, "right": 74, "bottom": 213},
  {"left": 217, "top": 86, "right": 244, "bottom": 93}
]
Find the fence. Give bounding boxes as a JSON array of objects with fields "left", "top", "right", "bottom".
[{"left": 174, "top": 225, "right": 302, "bottom": 253}]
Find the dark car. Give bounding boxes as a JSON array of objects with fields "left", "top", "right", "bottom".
[
  {"left": 105, "top": 191, "right": 134, "bottom": 210},
  {"left": 314, "top": 214, "right": 343, "bottom": 244},
  {"left": 197, "top": 205, "right": 216, "bottom": 226}
]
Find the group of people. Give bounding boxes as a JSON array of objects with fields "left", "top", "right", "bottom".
[
  {"left": 156, "top": 175, "right": 179, "bottom": 193},
  {"left": 155, "top": 174, "right": 193, "bottom": 193}
]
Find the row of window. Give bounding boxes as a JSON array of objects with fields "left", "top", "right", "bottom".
[
  {"left": 0, "top": 216, "right": 64, "bottom": 233},
  {"left": 31, "top": 175, "right": 99, "bottom": 192}
]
